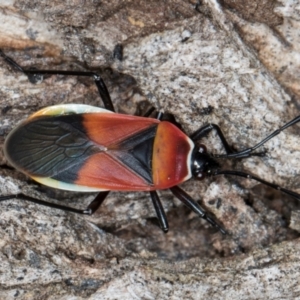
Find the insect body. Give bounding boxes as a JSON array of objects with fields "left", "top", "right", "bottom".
[
  {"left": 4, "top": 104, "right": 193, "bottom": 192},
  {"left": 1, "top": 50, "right": 300, "bottom": 234}
]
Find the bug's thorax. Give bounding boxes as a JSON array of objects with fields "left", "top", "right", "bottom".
[{"left": 151, "top": 121, "right": 194, "bottom": 189}]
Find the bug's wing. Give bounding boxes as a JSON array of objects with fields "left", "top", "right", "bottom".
[
  {"left": 5, "top": 115, "right": 101, "bottom": 180},
  {"left": 5, "top": 113, "right": 159, "bottom": 191},
  {"left": 73, "top": 115, "right": 158, "bottom": 190},
  {"left": 75, "top": 123, "right": 157, "bottom": 189}
]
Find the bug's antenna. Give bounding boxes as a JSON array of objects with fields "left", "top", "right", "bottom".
[
  {"left": 211, "top": 170, "right": 300, "bottom": 200},
  {"left": 214, "top": 115, "right": 300, "bottom": 159}
]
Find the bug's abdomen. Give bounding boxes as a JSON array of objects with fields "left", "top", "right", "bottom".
[{"left": 152, "top": 121, "right": 194, "bottom": 189}]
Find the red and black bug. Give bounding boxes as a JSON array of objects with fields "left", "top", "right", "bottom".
[{"left": 1, "top": 50, "right": 300, "bottom": 234}]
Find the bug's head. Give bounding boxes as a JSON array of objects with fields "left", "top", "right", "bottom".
[{"left": 191, "top": 145, "right": 220, "bottom": 180}]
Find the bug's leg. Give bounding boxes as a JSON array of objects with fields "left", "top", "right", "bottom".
[
  {"left": 190, "top": 124, "right": 234, "bottom": 154},
  {"left": 0, "top": 191, "right": 110, "bottom": 214},
  {"left": 84, "top": 191, "right": 110, "bottom": 214},
  {"left": 215, "top": 115, "right": 300, "bottom": 159},
  {"left": 138, "top": 104, "right": 182, "bottom": 126},
  {"left": 142, "top": 107, "right": 156, "bottom": 118},
  {"left": 148, "top": 110, "right": 184, "bottom": 130},
  {"left": 0, "top": 50, "right": 115, "bottom": 112},
  {"left": 160, "top": 113, "right": 183, "bottom": 130},
  {"left": 170, "top": 186, "right": 226, "bottom": 234},
  {"left": 150, "top": 191, "right": 169, "bottom": 233}
]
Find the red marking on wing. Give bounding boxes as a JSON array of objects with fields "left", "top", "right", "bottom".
[
  {"left": 82, "top": 113, "right": 159, "bottom": 147},
  {"left": 75, "top": 152, "right": 154, "bottom": 191}
]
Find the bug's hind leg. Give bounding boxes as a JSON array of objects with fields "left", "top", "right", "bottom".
[
  {"left": 170, "top": 186, "right": 226, "bottom": 234},
  {"left": 0, "top": 50, "right": 115, "bottom": 112},
  {"left": 0, "top": 191, "right": 110, "bottom": 215},
  {"left": 149, "top": 191, "right": 169, "bottom": 233}
]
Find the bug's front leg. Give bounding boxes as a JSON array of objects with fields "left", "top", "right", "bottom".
[
  {"left": 215, "top": 115, "right": 300, "bottom": 159},
  {"left": 190, "top": 124, "right": 234, "bottom": 154},
  {"left": 190, "top": 123, "right": 268, "bottom": 158}
]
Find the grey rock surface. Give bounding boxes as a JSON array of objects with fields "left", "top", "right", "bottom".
[{"left": 0, "top": 0, "right": 300, "bottom": 299}]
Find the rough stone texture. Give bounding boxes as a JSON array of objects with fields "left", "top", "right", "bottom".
[{"left": 0, "top": 0, "right": 300, "bottom": 299}]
